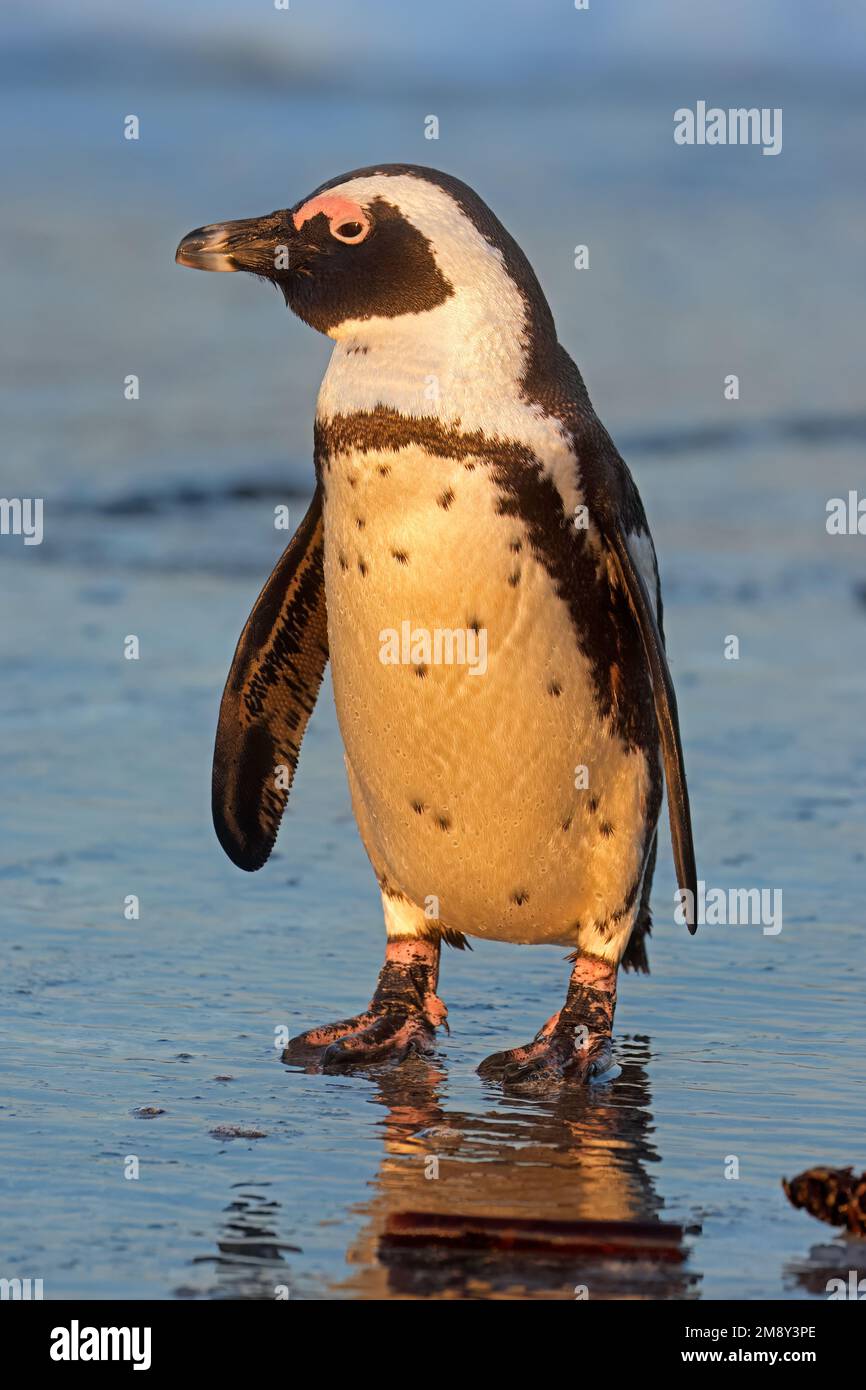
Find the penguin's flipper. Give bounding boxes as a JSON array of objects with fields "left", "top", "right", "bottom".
[
  {"left": 212, "top": 486, "right": 328, "bottom": 871},
  {"left": 604, "top": 522, "right": 698, "bottom": 933}
]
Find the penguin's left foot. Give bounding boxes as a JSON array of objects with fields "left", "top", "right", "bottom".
[
  {"left": 478, "top": 954, "right": 618, "bottom": 1092},
  {"left": 282, "top": 938, "right": 446, "bottom": 1070}
]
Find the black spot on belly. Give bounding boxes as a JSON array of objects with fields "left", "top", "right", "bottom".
[
  {"left": 468, "top": 616, "right": 482, "bottom": 633},
  {"left": 548, "top": 679, "right": 562, "bottom": 697},
  {"left": 437, "top": 487, "right": 455, "bottom": 510},
  {"left": 410, "top": 799, "right": 425, "bottom": 815},
  {"left": 562, "top": 817, "right": 572, "bottom": 832},
  {"left": 508, "top": 569, "right": 521, "bottom": 586},
  {"left": 588, "top": 796, "right": 599, "bottom": 814},
  {"left": 511, "top": 889, "right": 529, "bottom": 906},
  {"left": 414, "top": 664, "right": 428, "bottom": 679},
  {"left": 348, "top": 475, "right": 357, "bottom": 489},
  {"left": 436, "top": 814, "right": 451, "bottom": 831},
  {"left": 392, "top": 549, "right": 409, "bottom": 565},
  {"left": 378, "top": 464, "right": 391, "bottom": 477},
  {"left": 338, "top": 552, "right": 348, "bottom": 571},
  {"left": 463, "top": 460, "right": 477, "bottom": 471},
  {"left": 600, "top": 821, "right": 615, "bottom": 838},
  {"left": 510, "top": 539, "right": 523, "bottom": 554},
  {"left": 356, "top": 516, "right": 365, "bottom": 530},
  {"left": 358, "top": 558, "right": 368, "bottom": 577}
]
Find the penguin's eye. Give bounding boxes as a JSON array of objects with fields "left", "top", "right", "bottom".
[{"left": 330, "top": 217, "right": 369, "bottom": 245}]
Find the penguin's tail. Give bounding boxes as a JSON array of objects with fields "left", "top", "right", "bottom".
[{"left": 621, "top": 910, "right": 651, "bottom": 975}]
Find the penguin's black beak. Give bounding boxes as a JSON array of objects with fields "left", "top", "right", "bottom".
[{"left": 175, "top": 213, "right": 294, "bottom": 276}]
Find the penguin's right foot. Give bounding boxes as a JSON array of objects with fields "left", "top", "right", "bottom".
[{"left": 282, "top": 938, "right": 446, "bottom": 1070}]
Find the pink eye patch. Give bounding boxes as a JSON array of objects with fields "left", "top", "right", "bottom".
[{"left": 292, "top": 194, "right": 370, "bottom": 243}]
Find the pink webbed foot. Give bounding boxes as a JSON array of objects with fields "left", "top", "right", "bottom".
[
  {"left": 476, "top": 1011, "right": 561, "bottom": 1080},
  {"left": 282, "top": 938, "right": 447, "bottom": 1071},
  {"left": 478, "top": 955, "right": 619, "bottom": 1093}
]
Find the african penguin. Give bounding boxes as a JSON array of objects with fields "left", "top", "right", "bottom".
[{"left": 176, "top": 164, "right": 697, "bottom": 1089}]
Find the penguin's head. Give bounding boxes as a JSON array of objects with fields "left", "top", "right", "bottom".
[{"left": 176, "top": 163, "right": 555, "bottom": 353}]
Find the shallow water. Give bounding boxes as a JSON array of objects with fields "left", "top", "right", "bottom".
[
  {"left": 4, "top": 425, "right": 866, "bottom": 1299},
  {"left": 2, "top": 7, "right": 866, "bottom": 1300}
]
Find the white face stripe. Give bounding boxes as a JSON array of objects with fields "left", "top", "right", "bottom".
[{"left": 314, "top": 172, "right": 583, "bottom": 518}]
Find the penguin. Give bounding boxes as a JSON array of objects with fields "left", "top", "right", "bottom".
[{"left": 176, "top": 164, "right": 697, "bottom": 1090}]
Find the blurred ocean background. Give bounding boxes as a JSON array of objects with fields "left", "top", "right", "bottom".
[{"left": 1, "top": 0, "right": 865, "bottom": 1298}]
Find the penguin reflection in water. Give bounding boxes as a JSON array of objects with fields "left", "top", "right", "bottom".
[{"left": 176, "top": 165, "right": 697, "bottom": 1090}]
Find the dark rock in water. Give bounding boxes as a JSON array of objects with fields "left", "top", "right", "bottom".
[
  {"left": 209, "top": 1124, "right": 267, "bottom": 1140},
  {"left": 783, "top": 1167, "right": 866, "bottom": 1236}
]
